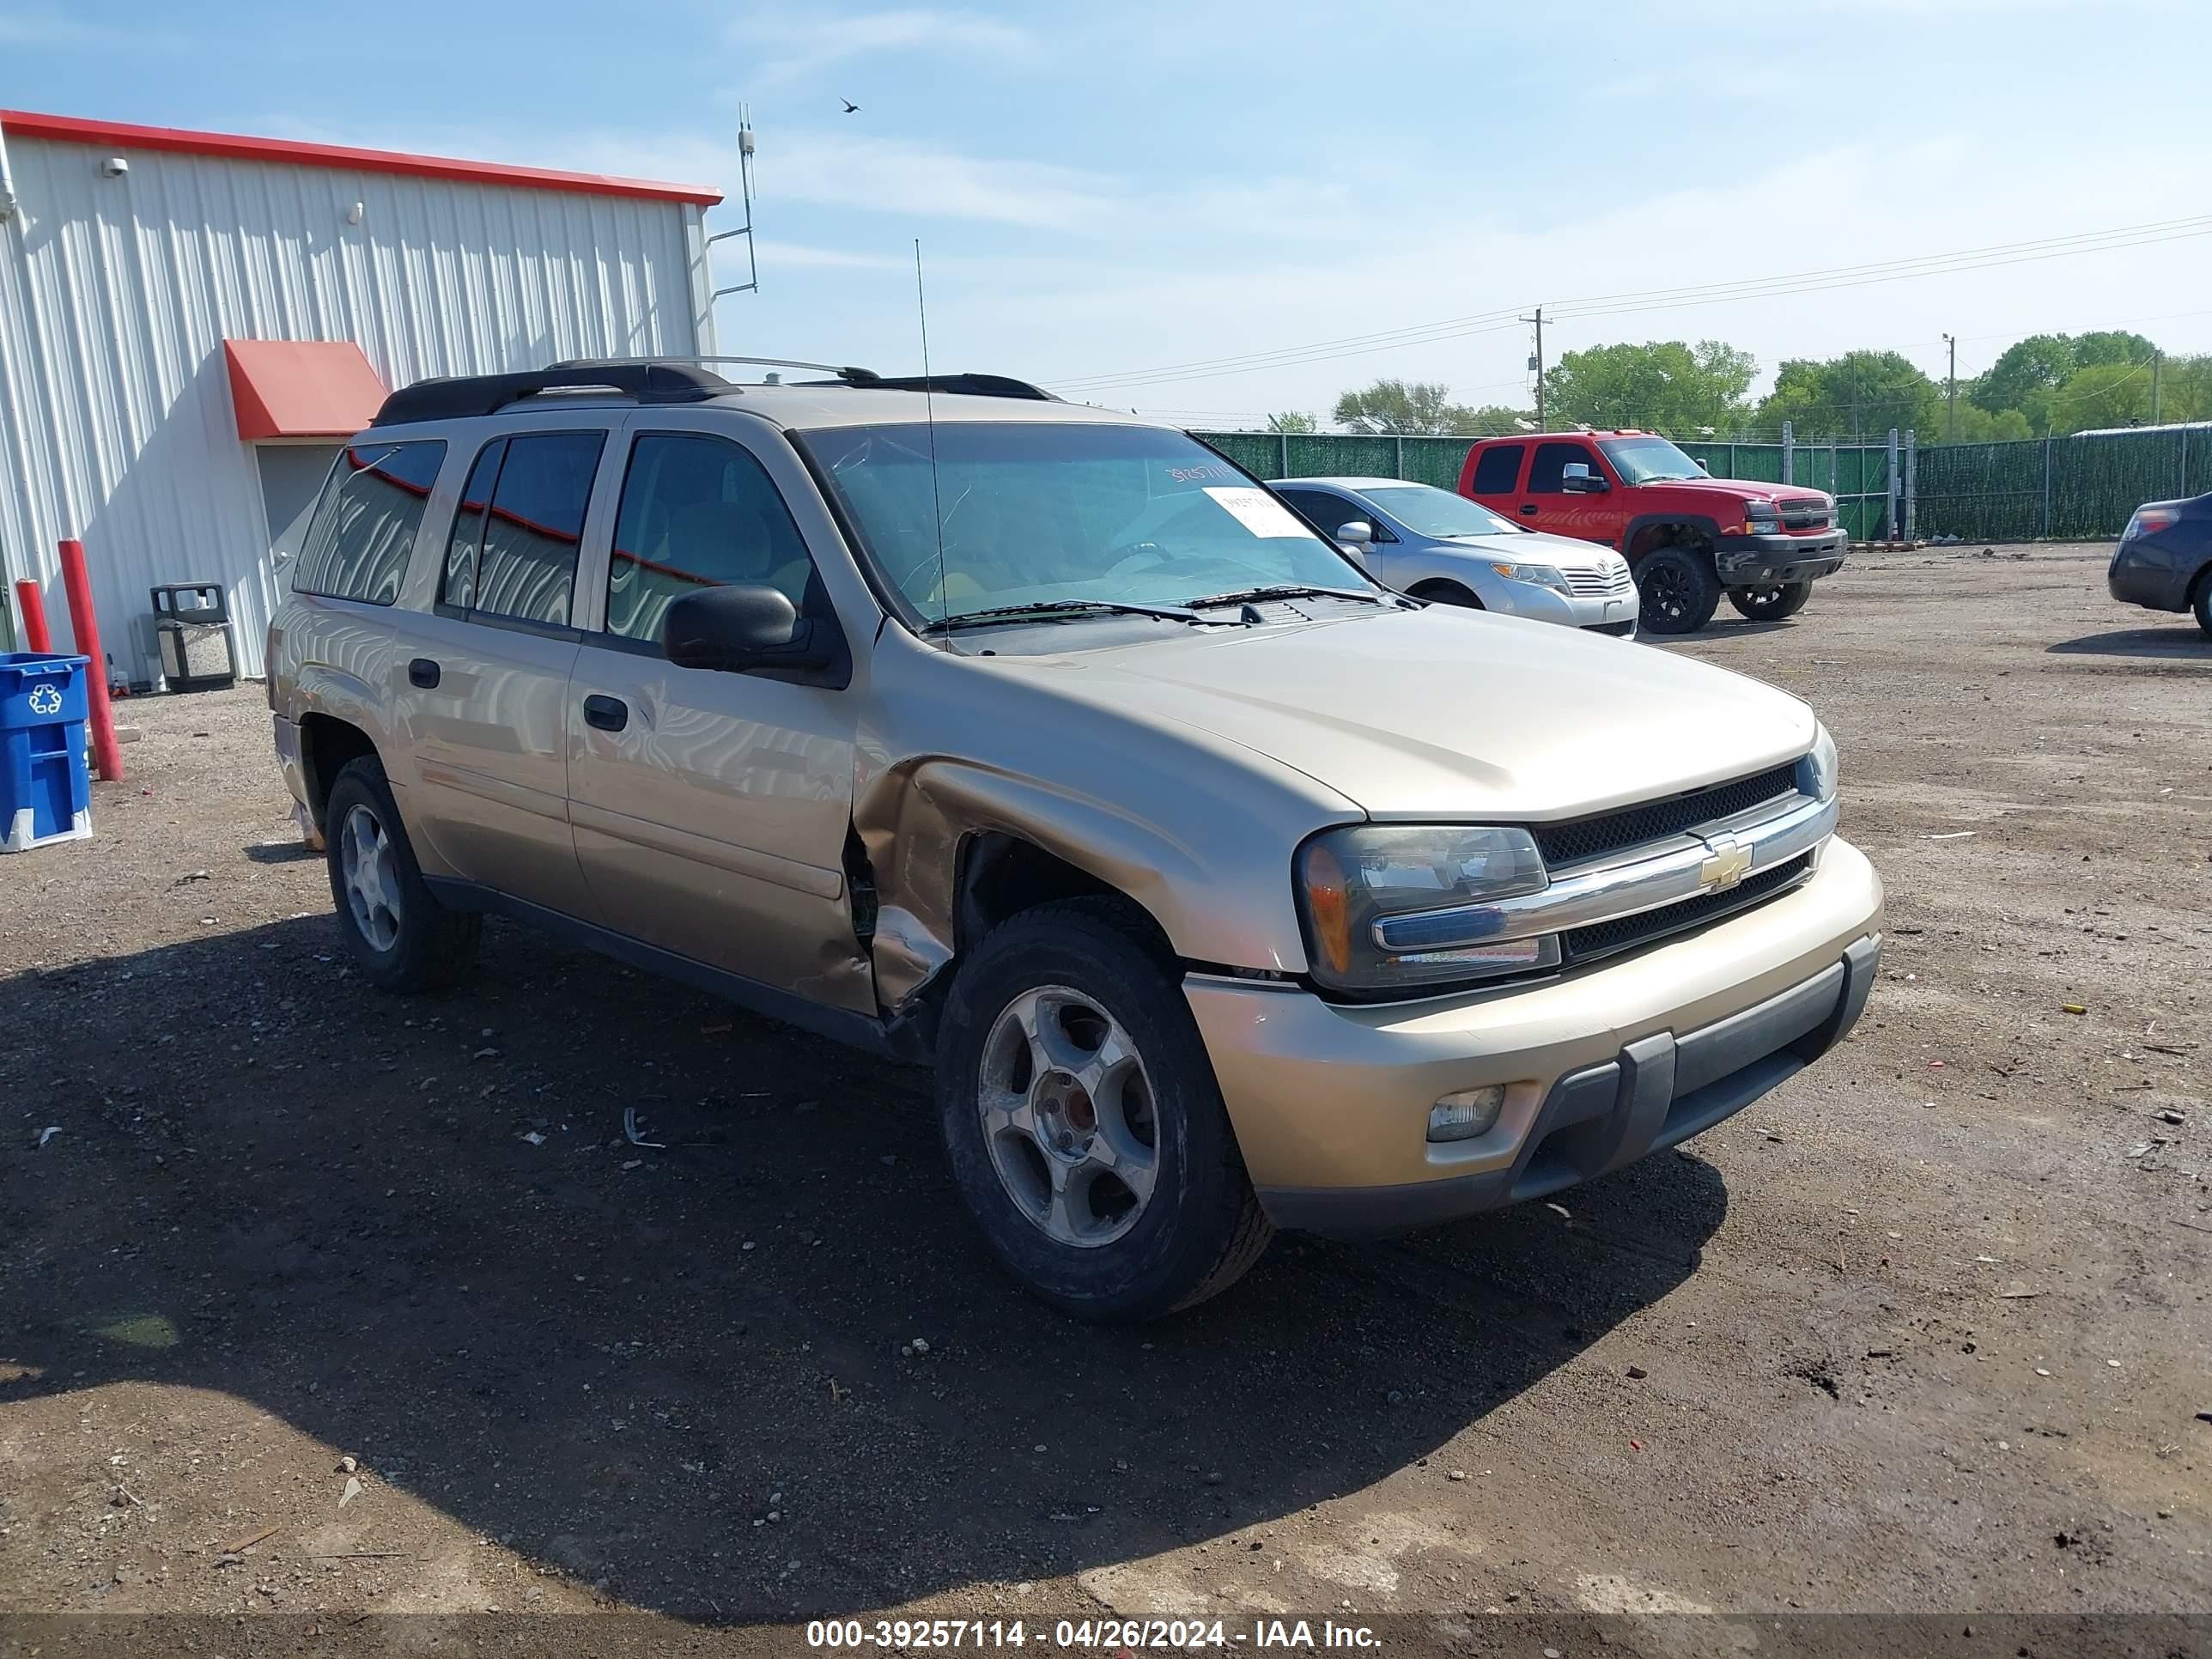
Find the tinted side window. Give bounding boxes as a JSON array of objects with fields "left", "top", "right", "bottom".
[
  {"left": 472, "top": 432, "right": 606, "bottom": 626},
  {"left": 441, "top": 439, "right": 505, "bottom": 612},
  {"left": 291, "top": 441, "right": 446, "bottom": 605},
  {"left": 606, "top": 434, "right": 817, "bottom": 648},
  {"left": 1528, "top": 441, "right": 1600, "bottom": 495},
  {"left": 1279, "top": 489, "right": 1359, "bottom": 538},
  {"left": 1468, "top": 444, "right": 1523, "bottom": 495}
]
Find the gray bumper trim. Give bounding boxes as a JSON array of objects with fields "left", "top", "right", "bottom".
[{"left": 1259, "top": 933, "right": 1881, "bottom": 1236}]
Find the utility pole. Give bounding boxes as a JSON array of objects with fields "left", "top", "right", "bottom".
[
  {"left": 2152, "top": 349, "right": 2163, "bottom": 423},
  {"left": 1942, "top": 332, "right": 1957, "bottom": 443},
  {"left": 1522, "top": 306, "right": 1546, "bottom": 428}
]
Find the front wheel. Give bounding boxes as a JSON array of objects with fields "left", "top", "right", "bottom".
[
  {"left": 936, "top": 899, "right": 1273, "bottom": 1322},
  {"left": 1633, "top": 545, "right": 1722, "bottom": 635},
  {"left": 2194, "top": 573, "right": 2212, "bottom": 639},
  {"left": 1408, "top": 580, "right": 1482, "bottom": 608},
  {"left": 1728, "top": 580, "right": 1813, "bottom": 622}
]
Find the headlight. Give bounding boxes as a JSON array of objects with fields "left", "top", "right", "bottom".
[
  {"left": 1742, "top": 501, "right": 1783, "bottom": 529},
  {"left": 1296, "top": 824, "right": 1556, "bottom": 997},
  {"left": 1487, "top": 562, "right": 1571, "bottom": 594},
  {"left": 1799, "top": 724, "right": 1838, "bottom": 803}
]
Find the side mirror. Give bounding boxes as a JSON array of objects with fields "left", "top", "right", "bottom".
[
  {"left": 1560, "top": 464, "right": 1608, "bottom": 495},
  {"left": 665, "top": 583, "right": 834, "bottom": 676},
  {"left": 1337, "top": 520, "right": 1375, "bottom": 547}
]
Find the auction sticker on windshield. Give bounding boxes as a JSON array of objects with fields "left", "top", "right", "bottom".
[{"left": 1203, "top": 485, "right": 1312, "bottom": 538}]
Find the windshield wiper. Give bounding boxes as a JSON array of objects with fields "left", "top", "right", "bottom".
[
  {"left": 1182, "top": 583, "right": 1388, "bottom": 609},
  {"left": 921, "top": 599, "right": 1204, "bottom": 634}
]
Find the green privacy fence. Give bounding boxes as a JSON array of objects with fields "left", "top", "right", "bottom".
[
  {"left": 1915, "top": 426, "right": 2212, "bottom": 542},
  {"left": 1200, "top": 423, "right": 2212, "bottom": 543}
]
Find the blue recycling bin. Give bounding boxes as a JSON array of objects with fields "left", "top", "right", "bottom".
[{"left": 0, "top": 651, "right": 93, "bottom": 853}]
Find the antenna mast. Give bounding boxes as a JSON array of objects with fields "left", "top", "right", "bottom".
[
  {"left": 707, "top": 106, "right": 761, "bottom": 302},
  {"left": 915, "top": 239, "right": 949, "bottom": 629}
]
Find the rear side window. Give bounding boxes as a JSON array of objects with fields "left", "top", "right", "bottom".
[
  {"left": 605, "top": 434, "right": 817, "bottom": 648},
  {"left": 291, "top": 441, "right": 446, "bottom": 604},
  {"left": 1528, "top": 441, "right": 1600, "bottom": 494},
  {"left": 444, "top": 432, "right": 605, "bottom": 627},
  {"left": 1468, "top": 444, "right": 1523, "bottom": 495}
]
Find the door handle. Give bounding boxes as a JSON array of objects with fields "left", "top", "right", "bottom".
[
  {"left": 582, "top": 694, "right": 629, "bottom": 732},
  {"left": 1519, "top": 504, "right": 1540, "bottom": 516},
  {"left": 408, "top": 658, "right": 441, "bottom": 688}
]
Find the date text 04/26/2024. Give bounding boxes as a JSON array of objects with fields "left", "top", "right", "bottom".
[{"left": 805, "top": 1619, "right": 1382, "bottom": 1650}]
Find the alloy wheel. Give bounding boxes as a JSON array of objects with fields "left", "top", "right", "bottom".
[
  {"left": 976, "top": 985, "right": 1160, "bottom": 1248},
  {"left": 338, "top": 802, "right": 402, "bottom": 952}
]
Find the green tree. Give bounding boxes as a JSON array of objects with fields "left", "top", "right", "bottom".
[
  {"left": 2041, "top": 360, "right": 2157, "bottom": 434},
  {"left": 1265, "top": 410, "right": 1316, "bottom": 433},
  {"left": 1970, "top": 333, "right": 2076, "bottom": 418},
  {"left": 1464, "top": 404, "right": 1536, "bottom": 434},
  {"left": 1332, "top": 379, "right": 1480, "bottom": 434},
  {"left": 1542, "top": 339, "right": 1755, "bottom": 434},
  {"left": 1941, "top": 401, "right": 2033, "bottom": 443},
  {"left": 1753, "top": 350, "right": 1943, "bottom": 441}
]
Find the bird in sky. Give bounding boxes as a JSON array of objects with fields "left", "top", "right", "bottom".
[{"left": 840, "top": 98, "right": 860, "bottom": 113}]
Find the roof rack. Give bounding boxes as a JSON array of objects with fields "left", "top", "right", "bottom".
[
  {"left": 371, "top": 361, "right": 731, "bottom": 426},
  {"left": 561, "top": 356, "right": 1060, "bottom": 401}
]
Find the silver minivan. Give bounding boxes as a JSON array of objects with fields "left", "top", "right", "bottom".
[{"left": 1272, "top": 476, "right": 1638, "bottom": 636}]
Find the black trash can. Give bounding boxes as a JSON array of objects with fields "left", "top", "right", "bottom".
[{"left": 150, "top": 582, "right": 239, "bottom": 693}]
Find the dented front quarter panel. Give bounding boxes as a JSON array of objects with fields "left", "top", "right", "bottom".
[{"left": 854, "top": 625, "right": 1363, "bottom": 1011}]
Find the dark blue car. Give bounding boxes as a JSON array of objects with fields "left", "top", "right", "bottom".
[{"left": 2108, "top": 494, "right": 2212, "bottom": 638}]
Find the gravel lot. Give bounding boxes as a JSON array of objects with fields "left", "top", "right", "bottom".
[{"left": 3, "top": 543, "right": 2209, "bottom": 1645}]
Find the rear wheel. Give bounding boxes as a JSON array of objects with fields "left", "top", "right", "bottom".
[
  {"left": 1409, "top": 579, "right": 1481, "bottom": 608},
  {"left": 936, "top": 899, "right": 1273, "bottom": 1321},
  {"left": 1634, "top": 544, "right": 1722, "bottom": 635},
  {"left": 325, "top": 757, "right": 481, "bottom": 993},
  {"left": 1728, "top": 580, "right": 1813, "bottom": 622}
]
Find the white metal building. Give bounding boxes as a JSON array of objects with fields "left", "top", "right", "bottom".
[{"left": 0, "top": 109, "right": 722, "bottom": 681}]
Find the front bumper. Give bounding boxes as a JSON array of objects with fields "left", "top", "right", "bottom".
[
  {"left": 1186, "top": 836, "right": 1883, "bottom": 1233},
  {"left": 1488, "top": 580, "right": 1639, "bottom": 634},
  {"left": 1714, "top": 528, "right": 1847, "bottom": 585},
  {"left": 2107, "top": 538, "right": 2194, "bottom": 612}
]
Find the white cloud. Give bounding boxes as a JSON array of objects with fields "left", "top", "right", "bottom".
[
  {"left": 729, "top": 7, "right": 1038, "bottom": 85},
  {"left": 761, "top": 129, "right": 1119, "bottom": 232}
]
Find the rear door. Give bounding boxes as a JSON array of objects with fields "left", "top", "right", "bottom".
[
  {"left": 1522, "top": 439, "right": 1624, "bottom": 547},
  {"left": 390, "top": 422, "right": 618, "bottom": 921},
  {"left": 1462, "top": 442, "right": 1527, "bottom": 520},
  {"left": 563, "top": 414, "right": 872, "bottom": 1013}
]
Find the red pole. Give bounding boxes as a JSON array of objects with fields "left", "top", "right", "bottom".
[
  {"left": 57, "top": 538, "right": 123, "bottom": 782},
  {"left": 13, "top": 578, "right": 52, "bottom": 653}
]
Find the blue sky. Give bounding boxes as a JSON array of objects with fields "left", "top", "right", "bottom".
[{"left": 9, "top": 1, "right": 2209, "bottom": 425}]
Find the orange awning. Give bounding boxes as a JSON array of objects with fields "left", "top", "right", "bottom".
[{"left": 223, "top": 339, "right": 387, "bottom": 441}]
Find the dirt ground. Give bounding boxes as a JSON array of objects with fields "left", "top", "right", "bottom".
[{"left": 3, "top": 542, "right": 2209, "bottom": 1650}]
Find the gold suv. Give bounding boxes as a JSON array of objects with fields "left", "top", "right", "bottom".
[{"left": 267, "top": 359, "right": 1884, "bottom": 1321}]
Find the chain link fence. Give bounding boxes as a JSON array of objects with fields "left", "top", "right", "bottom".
[{"left": 1201, "top": 422, "right": 2212, "bottom": 544}]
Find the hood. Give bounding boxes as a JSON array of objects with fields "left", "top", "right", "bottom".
[
  {"left": 1642, "top": 476, "right": 1830, "bottom": 507},
  {"left": 1438, "top": 528, "right": 1621, "bottom": 567},
  {"left": 1007, "top": 606, "right": 1815, "bottom": 820}
]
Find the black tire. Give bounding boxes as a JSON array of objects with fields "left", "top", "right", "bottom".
[
  {"left": 2195, "top": 570, "right": 2212, "bottom": 640},
  {"left": 324, "top": 756, "right": 482, "bottom": 994},
  {"left": 1727, "top": 580, "right": 1814, "bottom": 622},
  {"left": 936, "top": 898, "right": 1273, "bottom": 1322},
  {"left": 1634, "top": 544, "right": 1722, "bottom": 635},
  {"left": 1409, "top": 579, "right": 1482, "bottom": 608}
]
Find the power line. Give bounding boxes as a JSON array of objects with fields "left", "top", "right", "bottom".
[{"left": 1048, "top": 213, "right": 2212, "bottom": 395}]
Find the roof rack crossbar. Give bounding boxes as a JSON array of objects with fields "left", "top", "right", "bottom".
[
  {"left": 554, "top": 354, "right": 884, "bottom": 384},
  {"left": 372, "top": 361, "right": 731, "bottom": 426}
]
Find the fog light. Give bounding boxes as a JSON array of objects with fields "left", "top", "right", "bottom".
[{"left": 1427, "top": 1085, "right": 1505, "bottom": 1143}]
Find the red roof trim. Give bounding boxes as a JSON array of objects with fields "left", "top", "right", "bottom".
[{"left": 0, "top": 108, "right": 724, "bottom": 207}]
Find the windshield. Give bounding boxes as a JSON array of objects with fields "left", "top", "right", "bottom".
[
  {"left": 1598, "top": 436, "right": 1706, "bottom": 483},
  {"left": 801, "top": 422, "right": 1376, "bottom": 623},
  {"left": 1354, "top": 484, "right": 1524, "bottom": 538}
]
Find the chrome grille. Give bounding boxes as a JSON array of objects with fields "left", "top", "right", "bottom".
[
  {"left": 1562, "top": 852, "right": 1814, "bottom": 964},
  {"left": 1532, "top": 763, "right": 1801, "bottom": 869},
  {"left": 1562, "top": 562, "right": 1634, "bottom": 597},
  {"left": 1778, "top": 499, "right": 1832, "bottom": 531}
]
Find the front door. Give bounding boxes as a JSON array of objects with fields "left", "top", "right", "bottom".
[
  {"left": 565, "top": 417, "right": 871, "bottom": 1013},
  {"left": 390, "top": 426, "right": 616, "bottom": 920},
  {"left": 1522, "top": 440, "right": 1622, "bottom": 547}
]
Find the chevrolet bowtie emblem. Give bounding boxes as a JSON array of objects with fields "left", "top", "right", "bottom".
[{"left": 1698, "top": 836, "right": 1754, "bottom": 891}]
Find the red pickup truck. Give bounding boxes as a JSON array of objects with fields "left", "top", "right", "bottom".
[{"left": 1458, "top": 429, "right": 1847, "bottom": 635}]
